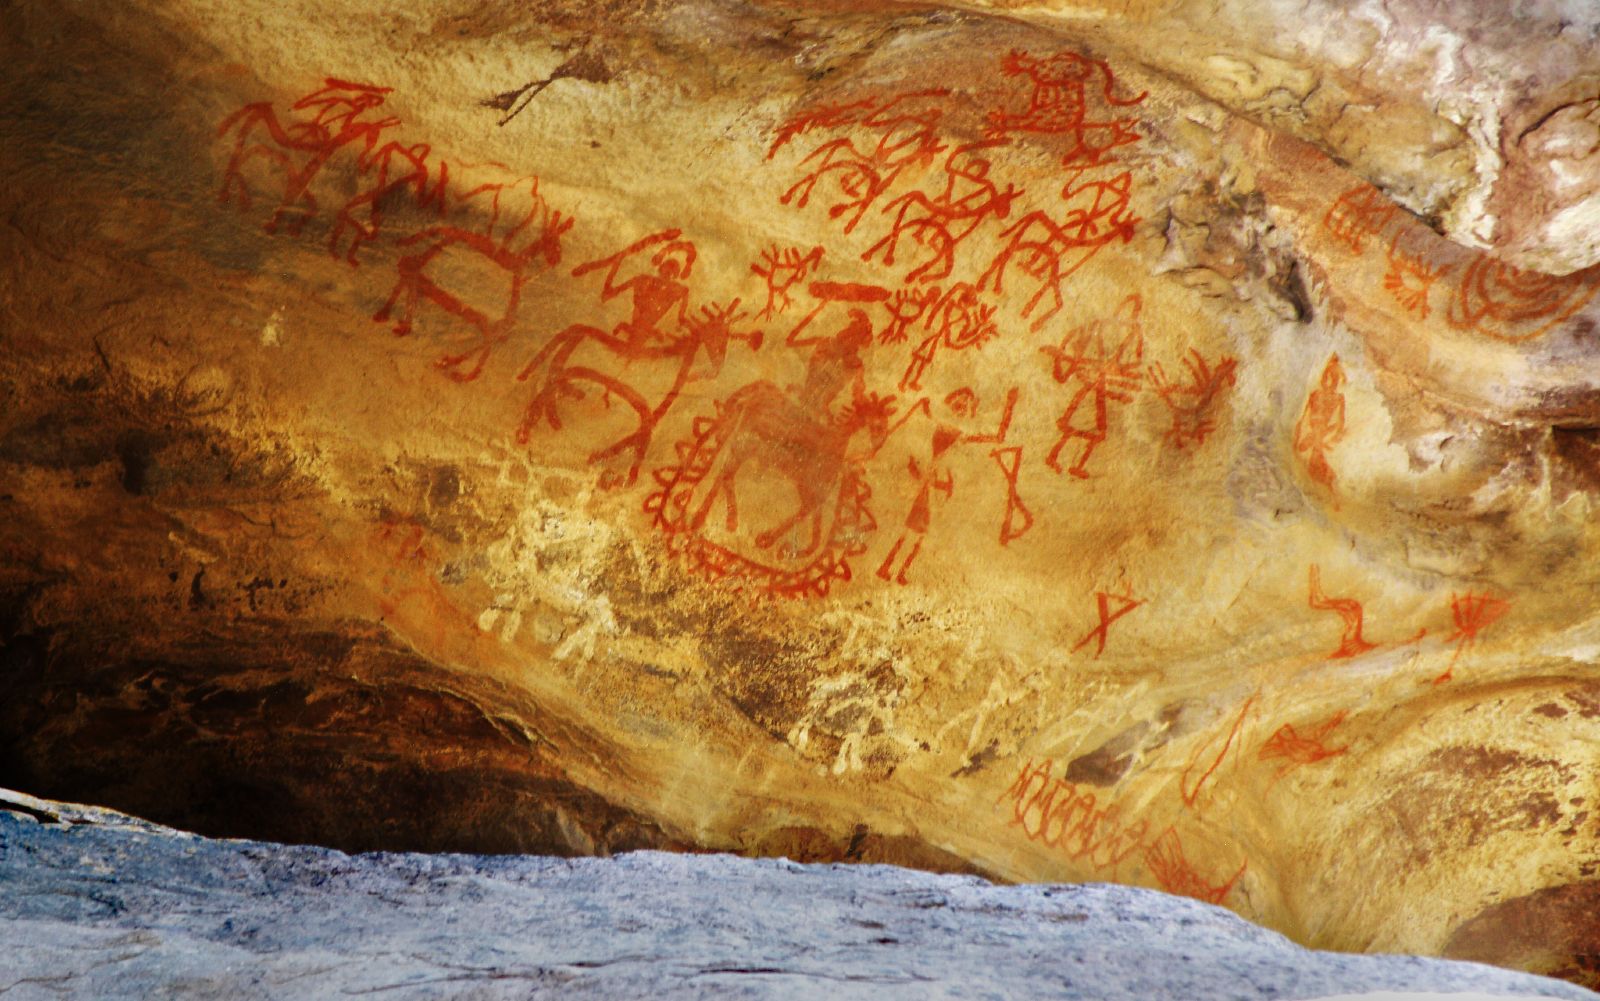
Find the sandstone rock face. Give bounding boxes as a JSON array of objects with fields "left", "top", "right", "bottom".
[
  {"left": 2, "top": 0, "right": 1599, "bottom": 989},
  {"left": 2, "top": 789, "right": 1596, "bottom": 1001},
  {"left": 963, "top": 0, "right": 1600, "bottom": 276}
]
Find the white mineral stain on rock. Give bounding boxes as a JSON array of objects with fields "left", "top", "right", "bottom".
[{"left": 261, "top": 308, "right": 284, "bottom": 347}]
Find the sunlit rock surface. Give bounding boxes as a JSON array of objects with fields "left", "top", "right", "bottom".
[
  {"left": 3, "top": 0, "right": 1600, "bottom": 989},
  {"left": 1, "top": 790, "right": 1595, "bottom": 1001},
  {"left": 951, "top": 0, "right": 1600, "bottom": 275}
]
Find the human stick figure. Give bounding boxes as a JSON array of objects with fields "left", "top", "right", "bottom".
[
  {"left": 876, "top": 386, "right": 1018, "bottom": 585},
  {"left": 1308, "top": 564, "right": 1377, "bottom": 659},
  {"left": 1041, "top": 293, "right": 1144, "bottom": 478},
  {"left": 1294, "top": 354, "right": 1349, "bottom": 502},
  {"left": 1071, "top": 584, "right": 1142, "bottom": 658}
]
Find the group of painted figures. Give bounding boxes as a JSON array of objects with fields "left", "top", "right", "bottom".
[{"left": 215, "top": 51, "right": 1240, "bottom": 599}]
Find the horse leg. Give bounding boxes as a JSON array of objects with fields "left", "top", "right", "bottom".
[
  {"left": 905, "top": 225, "right": 955, "bottom": 284},
  {"left": 435, "top": 339, "right": 495, "bottom": 382},
  {"left": 862, "top": 206, "right": 910, "bottom": 266},
  {"left": 690, "top": 467, "right": 731, "bottom": 533},
  {"left": 516, "top": 378, "right": 570, "bottom": 443},
  {"left": 781, "top": 174, "right": 820, "bottom": 208},
  {"left": 977, "top": 240, "right": 1014, "bottom": 294},
  {"left": 1044, "top": 426, "right": 1071, "bottom": 474},
  {"left": 688, "top": 463, "right": 736, "bottom": 534},
  {"left": 516, "top": 323, "right": 598, "bottom": 383},
  {"left": 518, "top": 368, "right": 599, "bottom": 442},
  {"left": 803, "top": 504, "right": 825, "bottom": 558},
  {"left": 372, "top": 270, "right": 420, "bottom": 337},
  {"left": 895, "top": 537, "right": 922, "bottom": 585},
  {"left": 222, "top": 143, "right": 297, "bottom": 215},
  {"left": 585, "top": 381, "right": 655, "bottom": 489},
  {"left": 514, "top": 328, "right": 601, "bottom": 442},
  {"left": 332, "top": 185, "right": 385, "bottom": 267},
  {"left": 270, "top": 145, "right": 337, "bottom": 235},
  {"left": 590, "top": 426, "right": 651, "bottom": 489},
  {"left": 721, "top": 471, "right": 741, "bottom": 533},
  {"left": 1023, "top": 268, "right": 1063, "bottom": 331},
  {"left": 756, "top": 494, "right": 814, "bottom": 551},
  {"left": 438, "top": 289, "right": 520, "bottom": 384},
  {"left": 216, "top": 109, "right": 271, "bottom": 208},
  {"left": 1068, "top": 432, "right": 1102, "bottom": 479},
  {"left": 876, "top": 536, "right": 904, "bottom": 580}
]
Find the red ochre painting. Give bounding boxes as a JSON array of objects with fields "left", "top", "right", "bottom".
[{"left": 216, "top": 52, "right": 1238, "bottom": 604}]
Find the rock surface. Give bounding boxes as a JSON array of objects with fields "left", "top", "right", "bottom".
[
  {"left": 959, "top": 0, "right": 1600, "bottom": 275},
  {"left": 0, "top": 789, "right": 1594, "bottom": 1001},
  {"left": 3, "top": 0, "right": 1600, "bottom": 990}
]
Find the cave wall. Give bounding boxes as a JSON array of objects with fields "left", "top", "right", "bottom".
[{"left": 2, "top": 0, "right": 1599, "bottom": 987}]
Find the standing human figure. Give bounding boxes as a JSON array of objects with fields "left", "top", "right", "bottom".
[
  {"left": 1294, "top": 354, "right": 1348, "bottom": 499},
  {"left": 877, "top": 386, "right": 1017, "bottom": 584},
  {"left": 1041, "top": 293, "right": 1144, "bottom": 478}
]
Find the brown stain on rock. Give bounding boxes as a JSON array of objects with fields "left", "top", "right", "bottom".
[
  {"left": 1550, "top": 427, "right": 1600, "bottom": 503},
  {"left": 1376, "top": 745, "right": 1573, "bottom": 871},
  {"left": 1445, "top": 880, "right": 1600, "bottom": 991},
  {"left": 1065, "top": 721, "right": 1150, "bottom": 786},
  {"left": 1426, "top": 745, "right": 1573, "bottom": 783},
  {"left": 1565, "top": 683, "right": 1600, "bottom": 720}
]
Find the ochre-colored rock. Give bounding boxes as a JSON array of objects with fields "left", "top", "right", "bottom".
[
  {"left": 2, "top": 0, "right": 1599, "bottom": 989},
  {"left": 949, "top": 0, "right": 1600, "bottom": 276}
]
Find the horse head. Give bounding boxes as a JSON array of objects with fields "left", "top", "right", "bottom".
[
  {"left": 837, "top": 391, "right": 898, "bottom": 461},
  {"left": 999, "top": 49, "right": 1039, "bottom": 79},
  {"left": 293, "top": 79, "right": 394, "bottom": 133},
  {"left": 686, "top": 300, "right": 762, "bottom": 379},
  {"left": 1039, "top": 51, "right": 1095, "bottom": 86},
  {"left": 532, "top": 209, "right": 574, "bottom": 268}
]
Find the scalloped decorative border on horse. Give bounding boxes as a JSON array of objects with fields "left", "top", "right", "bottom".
[{"left": 644, "top": 408, "right": 878, "bottom": 600}]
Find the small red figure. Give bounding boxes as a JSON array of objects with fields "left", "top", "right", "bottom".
[
  {"left": 1294, "top": 355, "right": 1349, "bottom": 500},
  {"left": 1072, "top": 586, "right": 1142, "bottom": 658},
  {"left": 1322, "top": 183, "right": 1400, "bottom": 256},
  {"left": 898, "top": 283, "right": 999, "bottom": 392},
  {"left": 990, "top": 445, "right": 1034, "bottom": 546},
  {"left": 985, "top": 48, "right": 1145, "bottom": 164},
  {"left": 1258, "top": 711, "right": 1349, "bottom": 779},
  {"left": 1307, "top": 564, "right": 1377, "bottom": 659},
  {"left": 1148, "top": 349, "right": 1238, "bottom": 449},
  {"left": 876, "top": 387, "right": 1017, "bottom": 585},
  {"left": 1041, "top": 293, "right": 1144, "bottom": 478},
  {"left": 1142, "top": 827, "right": 1246, "bottom": 905},
  {"left": 1434, "top": 592, "right": 1511, "bottom": 684},
  {"left": 750, "top": 245, "right": 825, "bottom": 319}
]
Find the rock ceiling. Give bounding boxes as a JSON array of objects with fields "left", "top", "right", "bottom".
[{"left": 1, "top": 0, "right": 1598, "bottom": 989}]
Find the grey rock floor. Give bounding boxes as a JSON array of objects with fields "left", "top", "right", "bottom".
[{"left": 1, "top": 789, "right": 1594, "bottom": 1001}]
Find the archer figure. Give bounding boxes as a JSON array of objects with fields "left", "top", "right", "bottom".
[
  {"left": 877, "top": 386, "right": 1017, "bottom": 585},
  {"left": 1041, "top": 293, "right": 1144, "bottom": 478}
]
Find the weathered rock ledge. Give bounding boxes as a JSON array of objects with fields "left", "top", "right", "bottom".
[{"left": 0, "top": 790, "right": 1594, "bottom": 1001}]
